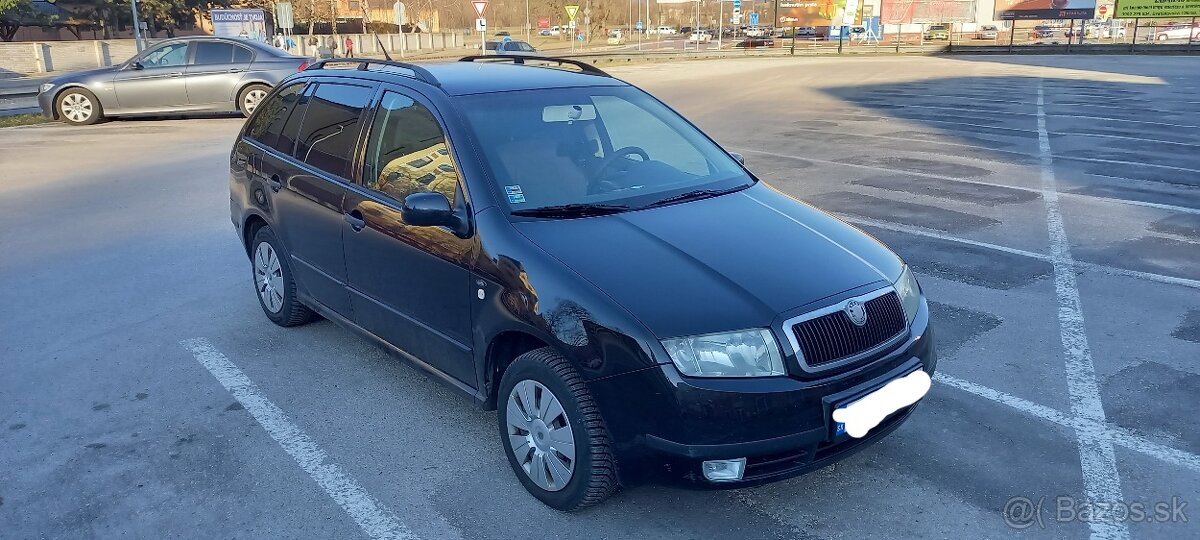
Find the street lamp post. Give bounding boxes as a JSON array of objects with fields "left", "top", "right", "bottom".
[{"left": 130, "top": 0, "right": 145, "bottom": 52}]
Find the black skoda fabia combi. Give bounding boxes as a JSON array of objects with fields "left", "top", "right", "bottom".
[{"left": 229, "top": 56, "right": 936, "bottom": 510}]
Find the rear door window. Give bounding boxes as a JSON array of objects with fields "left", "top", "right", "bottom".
[
  {"left": 245, "top": 82, "right": 308, "bottom": 154},
  {"left": 193, "top": 41, "right": 237, "bottom": 64},
  {"left": 294, "top": 82, "right": 374, "bottom": 179}
]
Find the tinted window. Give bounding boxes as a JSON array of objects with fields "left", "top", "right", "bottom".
[
  {"left": 362, "top": 91, "right": 458, "bottom": 204},
  {"left": 233, "top": 45, "right": 253, "bottom": 63},
  {"left": 294, "top": 83, "right": 373, "bottom": 178},
  {"left": 193, "top": 41, "right": 236, "bottom": 64},
  {"left": 245, "top": 83, "right": 306, "bottom": 153},
  {"left": 142, "top": 42, "right": 188, "bottom": 67}
]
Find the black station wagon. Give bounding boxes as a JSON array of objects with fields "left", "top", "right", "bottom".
[{"left": 229, "top": 56, "right": 937, "bottom": 510}]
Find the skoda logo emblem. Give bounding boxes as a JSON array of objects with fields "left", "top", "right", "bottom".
[{"left": 845, "top": 300, "right": 868, "bottom": 327}]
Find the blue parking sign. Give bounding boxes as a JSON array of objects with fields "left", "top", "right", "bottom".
[
  {"left": 636, "top": 20, "right": 643, "bottom": 30},
  {"left": 749, "top": 12, "right": 759, "bottom": 26}
]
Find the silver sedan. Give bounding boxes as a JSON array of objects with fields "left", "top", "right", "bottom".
[{"left": 37, "top": 36, "right": 308, "bottom": 125}]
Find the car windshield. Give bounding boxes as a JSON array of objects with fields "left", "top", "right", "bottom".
[{"left": 458, "top": 86, "right": 752, "bottom": 213}]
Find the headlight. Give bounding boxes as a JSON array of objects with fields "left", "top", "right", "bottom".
[
  {"left": 662, "top": 329, "right": 785, "bottom": 377},
  {"left": 894, "top": 265, "right": 922, "bottom": 325},
  {"left": 39, "top": 83, "right": 54, "bottom": 94}
]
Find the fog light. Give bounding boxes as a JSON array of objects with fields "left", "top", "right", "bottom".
[{"left": 701, "top": 458, "right": 747, "bottom": 482}]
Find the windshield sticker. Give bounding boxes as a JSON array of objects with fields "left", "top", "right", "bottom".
[
  {"left": 505, "top": 185, "right": 523, "bottom": 195},
  {"left": 508, "top": 193, "right": 527, "bottom": 204}
]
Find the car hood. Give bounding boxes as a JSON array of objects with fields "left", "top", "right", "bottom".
[
  {"left": 50, "top": 66, "right": 119, "bottom": 85},
  {"left": 512, "top": 183, "right": 904, "bottom": 339}
]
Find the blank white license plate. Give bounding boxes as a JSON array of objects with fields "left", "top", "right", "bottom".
[{"left": 833, "top": 369, "right": 931, "bottom": 439}]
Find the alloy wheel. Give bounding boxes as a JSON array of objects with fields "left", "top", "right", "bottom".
[
  {"left": 254, "top": 241, "right": 284, "bottom": 313},
  {"left": 61, "top": 93, "right": 93, "bottom": 123},
  {"left": 243, "top": 89, "right": 268, "bottom": 114},
  {"left": 506, "top": 379, "right": 576, "bottom": 492}
]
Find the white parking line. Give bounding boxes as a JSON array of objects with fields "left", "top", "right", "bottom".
[
  {"left": 934, "top": 373, "right": 1200, "bottom": 475},
  {"left": 841, "top": 215, "right": 1200, "bottom": 290},
  {"left": 180, "top": 338, "right": 416, "bottom": 540},
  {"left": 1036, "top": 82, "right": 1129, "bottom": 540},
  {"left": 734, "top": 147, "right": 1200, "bottom": 216}
]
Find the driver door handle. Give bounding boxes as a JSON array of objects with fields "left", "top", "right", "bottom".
[
  {"left": 167, "top": 71, "right": 183, "bottom": 77},
  {"left": 344, "top": 211, "right": 366, "bottom": 232},
  {"left": 227, "top": 68, "right": 246, "bottom": 73}
]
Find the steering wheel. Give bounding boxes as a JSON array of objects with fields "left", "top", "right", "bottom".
[{"left": 589, "top": 146, "right": 650, "bottom": 194}]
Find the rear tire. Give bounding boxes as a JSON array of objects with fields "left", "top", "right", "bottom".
[
  {"left": 238, "top": 84, "right": 271, "bottom": 117},
  {"left": 56, "top": 88, "right": 103, "bottom": 125},
  {"left": 250, "top": 226, "right": 318, "bottom": 327},
  {"left": 498, "top": 348, "right": 619, "bottom": 511}
]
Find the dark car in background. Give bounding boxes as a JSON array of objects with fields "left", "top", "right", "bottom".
[
  {"left": 1030, "top": 25, "right": 1057, "bottom": 39},
  {"left": 37, "top": 36, "right": 307, "bottom": 125},
  {"left": 230, "top": 56, "right": 936, "bottom": 511},
  {"left": 734, "top": 36, "right": 775, "bottom": 48},
  {"left": 483, "top": 40, "right": 540, "bottom": 55}
]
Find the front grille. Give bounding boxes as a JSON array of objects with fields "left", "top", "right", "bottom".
[{"left": 792, "top": 291, "right": 906, "bottom": 367}]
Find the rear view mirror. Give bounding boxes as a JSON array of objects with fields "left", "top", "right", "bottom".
[{"left": 543, "top": 104, "right": 597, "bottom": 123}]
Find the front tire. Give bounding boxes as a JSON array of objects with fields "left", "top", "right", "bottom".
[
  {"left": 238, "top": 84, "right": 271, "bottom": 117},
  {"left": 56, "top": 88, "right": 103, "bottom": 125},
  {"left": 250, "top": 226, "right": 318, "bottom": 327},
  {"left": 498, "top": 348, "right": 619, "bottom": 511}
]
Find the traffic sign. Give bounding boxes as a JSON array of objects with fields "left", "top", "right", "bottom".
[
  {"left": 1098, "top": 5, "right": 1108, "bottom": 16},
  {"left": 471, "top": 0, "right": 487, "bottom": 17},
  {"left": 635, "top": 20, "right": 643, "bottom": 30},
  {"left": 749, "top": 12, "right": 759, "bottom": 26},
  {"left": 733, "top": 0, "right": 740, "bottom": 8},
  {"left": 565, "top": 4, "right": 579, "bottom": 21},
  {"left": 475, "top": 17, "right": 486, "bottom": 31}
]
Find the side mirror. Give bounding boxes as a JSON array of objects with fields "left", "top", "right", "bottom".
[
  {"left": 130, "top": 61, "right": 145, "bottom": 71},
  {"left": 401, "top": 191, "right": 456, "bottom": 228},
  {"left": 730, "top": 152, "right": 745, "bottom": 165}
]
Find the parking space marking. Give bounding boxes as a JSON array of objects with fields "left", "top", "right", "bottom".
[
  {"left": 934, "top": 374, "right": 1200, "bottom": 475},
  {"left": 842, "top": 100, "right": 1200, "bottom": 131},
  {"left": 734, "top": 147, "right": 1200, "bottom": 216},
  {"left": 180, "top": 338, "right": 417, "bottom": 540},
  {"left": 842, "top": 216, "right": 1200, "bottom": 290},
  {"left": 1036, "top": 82, "right": 1129, "bottom": 540},
  {"left": 869, "top": 93, "right": 1200, "bottom": 129}
]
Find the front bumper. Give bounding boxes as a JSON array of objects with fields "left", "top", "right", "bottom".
[{"left": 587, "top": 300, "right": 935, "bottom": 488}]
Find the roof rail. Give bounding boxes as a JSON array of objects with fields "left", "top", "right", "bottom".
[
  {"left": 303, "top": 58, "right": 441, "bottom": 87},
  {"left": 457, "top": 55, "right": 612, "bottom": 78}
]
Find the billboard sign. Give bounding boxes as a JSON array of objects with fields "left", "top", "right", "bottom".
[
  {"left": 211, "top": 9, "right": 269, "bottom": 42},
  {"left": 1114, "top": 0, "right": 1200, "bottom": 18},
  {"left": 883, "top": 0, "right": 975, "bottom": 23},
  {"left": 995, "top": 0, "right": 1096, "bottom": 20},
  {"left": 777, "top": 0, "right": 847, "bottom": 27}
]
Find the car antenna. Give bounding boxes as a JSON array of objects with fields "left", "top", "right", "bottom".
[{"left": 358, "top": 0, "right": 394, "bottom": 61}]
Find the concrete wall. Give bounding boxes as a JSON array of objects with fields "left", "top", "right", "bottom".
[{"left": 0, "top": 33, "right": 466, "bottom": 77}]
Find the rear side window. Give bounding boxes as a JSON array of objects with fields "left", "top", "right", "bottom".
[
  {"left": 244, "top": 83, "right": 307, "bottom": 154},
  {"left": 361, "top": 90, "right": 459, "bottom": 204},
  {"left": 294, "top": 83, "right": 374, "bottom": 178},
  {"left": 233, "top": 45, "right": 253, "bottom": 63},
  {"left": 193, "top": 41, "right": 237, "bottom": 64}
]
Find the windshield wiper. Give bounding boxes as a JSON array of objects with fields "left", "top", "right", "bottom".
[
  {"left": 641, "top": 184, "right": 750, "bottom": 209},
  {"left": 511, "top": 203, "right": 631, "bottom": 218}
]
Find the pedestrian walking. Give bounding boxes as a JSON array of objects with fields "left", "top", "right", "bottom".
[{"left": 344, "top": 36, "right": 355, "bottom": 57}]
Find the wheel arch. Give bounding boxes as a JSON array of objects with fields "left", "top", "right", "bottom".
[
  {"left": 47, "top": 84, "right": 100, "bottom": 120},
  {"left": 242, "top": 212, "right": 271, "bottom": 256},
  {"left": 483, "top": 329, "right": 553, "bottom": 411}
]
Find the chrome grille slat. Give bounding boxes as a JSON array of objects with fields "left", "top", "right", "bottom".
[{"left": 790, "top": 290, "right": 907, "bottom": 368}]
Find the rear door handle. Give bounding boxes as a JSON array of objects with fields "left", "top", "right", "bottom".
[
  {"left": 344, "top": 211, "right": 366, "bottom": 231},
  {"left": 267, "top": 174, "right": 282, "bottom": 192},
  {"left": 227, "top": 68, "right": 245, "bottom": 73},
  {"left": 168, "top": 72, "right": 183, "bottom": 77}
]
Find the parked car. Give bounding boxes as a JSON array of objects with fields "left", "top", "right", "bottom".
[
  {"left": 976, "top": 25, "right": 999, "bottom": 39},
  {"left": 795, "top": 26, "right": 818, "bottom": 37},
  {"left": 230, "top": 55, "right": 936, "bottom": 510},
  {"left": 495, "top": 31, "right": 511, "bottom": 37},
  {"left": 36, "top": 36, "right": 307, "bottom": 125},
  {"left": 688, "top": 31, "right": 712, "bottom": 43},
  {"left": 1030, "top": 25, "right": 1056, "bottom": 39},
  {"left": 1153, "top": 23, "right": 1200, "bottom": 41},
  {"left": 483, "top": 40, "right": 539, "bottom": 55},
  {"left": 745, "top": 26, "right": 766, "bottom": 37},
  {"left": 1093, "top": 23, "right": 1127, "bottom": 38},
  {"left": 652, "top": 25, "right": 677, "bottom": 35},
  {"left": 733, "top": 37, "right": 775, "bottom": 48},
  {"left": 607, "top": 30, "right": 626, "bottom": 45},
  {"left": 924, "top": 24, "right": 950, "bottom": 40}
]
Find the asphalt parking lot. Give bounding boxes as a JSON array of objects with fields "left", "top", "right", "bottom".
[{"left": 2, "top": 55, "right": 1198, "bottom": 539}]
